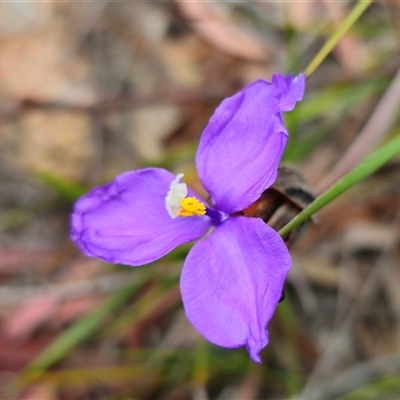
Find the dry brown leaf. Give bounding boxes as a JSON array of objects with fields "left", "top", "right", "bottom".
[
  {"left": 342, "top": 221, "right": 396, "bottom": 254},
  {"left": 286, "top": 1, "right": 320, "bottom": 29},
  {"left": 0, "top": 332, "right": 52, "bottom": 371},
  {"left": 0, "top": 30, "right": 94, "bottom": 103},
  {"left": 57, "top": 296, "right": 101, "bottom": 324},
  {"left": 175, "top": 1, "right": 268, "bottom": 62},
  {"left": 294, "top": 254, "right": 340, "bottom": 289},
  {"left": 0, "top": 250, "right": 54, "bottom": 274},
  {"left": 19, "top": 383, "right": 58, "bottom": 400},
  {"left": 323, "top": 1, "right": 360, "bottom": 73},
  {"left": 2, "top": 295, "right": 60, "bottom": 339},
  {"left": 19, "top": 110, "right": 95, "bottom": 181}
]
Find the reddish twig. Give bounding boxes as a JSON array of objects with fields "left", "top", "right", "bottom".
[{"left": 0, "top": 89, "right": 226, "bottom": 122}]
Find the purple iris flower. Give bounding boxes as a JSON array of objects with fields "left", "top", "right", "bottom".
[{"left": 71, "top": 73, "right": 305, "bottom": 363}]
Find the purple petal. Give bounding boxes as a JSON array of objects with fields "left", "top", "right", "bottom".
[
  {"left": 71, "top": 168, "right": 212, "bottom": 266},
  {"left": 272, "top": 73, "right": 305, "bottom": 111},
  {"left": 180, "top": 216, "right": 291, "bottom": 363},
  {"left": 196, "top": 74, "right": 305, "bottom": 214}
]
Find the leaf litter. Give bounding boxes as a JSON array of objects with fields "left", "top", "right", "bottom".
[{"left": 0, "top": 1, "right": 400, "bottom": 399}]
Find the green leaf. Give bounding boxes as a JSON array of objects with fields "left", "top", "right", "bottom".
[
  {"left": 37, "top": 171, "right": 87, "bottom": 202},
  {"left": 279, "top": 132, "right": 400, "bottom": 238}
]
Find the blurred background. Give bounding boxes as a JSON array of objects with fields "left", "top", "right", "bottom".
[{"left": 0, "top": 1, "right": 400, "bottom": 399}]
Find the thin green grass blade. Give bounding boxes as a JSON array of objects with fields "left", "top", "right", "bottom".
[
  {"left": 103, "top": 280, "right": 179, "bottom": 337},
  {"left": 283, "top": 121, "right": 336, "bottom": 163},
  {"left": 279, "top": 132, "right": 400, "bottom": 238},
  {"left": 0, "top": 208, "right": 34, "bottom": 231},
  {"left": 337, "top": 375, "right": 400, "bottom": 400},
  {"left": 284, "top": 77, "right": 388, "bottom": 162},
  {"left": 37, "top": 171, "right": 87, "bottom": 202},
  {"left": 294, "top": 77, "right": 388, "bottom": 124},
  {"left": 20, "top": 365, "right": 159, "bottom": 388},
  {"left": 304, "top": 0, "right": 373, "bottom": 77},
  {"left": 19, "top": 272, "right": 152, "bottom": 384},
  {"left": 276, "top": 298, "right": 302, "bottom": 398}
]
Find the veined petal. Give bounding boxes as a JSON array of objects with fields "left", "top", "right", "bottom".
[
  {"left": 71, "top": 168, "right": 212, "bottom": 266},
  {"left": 196, "top": 74, "right": 305, "bottom": 214},
  {"left": 180, "top": 216, "right": 291, "bottom": 363}
]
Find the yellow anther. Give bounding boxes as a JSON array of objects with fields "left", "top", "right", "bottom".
[{"left": 179, "top": 197, "right": 206, "bottom": 217}]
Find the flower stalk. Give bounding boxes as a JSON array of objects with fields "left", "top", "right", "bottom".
[{"left": 304, "top": 0, "right": 373, "bottom": 77}]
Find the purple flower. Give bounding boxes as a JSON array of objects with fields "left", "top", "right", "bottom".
[{"left": 71, "top": 73, "right": 305, "bottom": 363}]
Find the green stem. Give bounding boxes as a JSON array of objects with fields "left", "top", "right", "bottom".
[
  {"left": 304, "top": 0, "right": 373, "bottom": 77},
  {"left": 279, "top": 132, "right": 400, "bottom": 238}
]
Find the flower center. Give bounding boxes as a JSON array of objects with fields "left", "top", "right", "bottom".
[
  {"left": 165, "top": 173, "right": 227, "bottom": 223},
  {"left": 179, "top": 197, "right": 206, "bottom": 217},
  {"left": 166, "top": 173, "right": 207, "bottom": 219}
]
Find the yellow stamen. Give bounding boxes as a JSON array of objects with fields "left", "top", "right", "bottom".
[{"left": 179, "top": 197, "right": 206, "bottom": 217}]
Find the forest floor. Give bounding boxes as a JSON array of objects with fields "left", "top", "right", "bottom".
[{"left": 0, "top": 1, "right": 400, "bottom": 399}]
